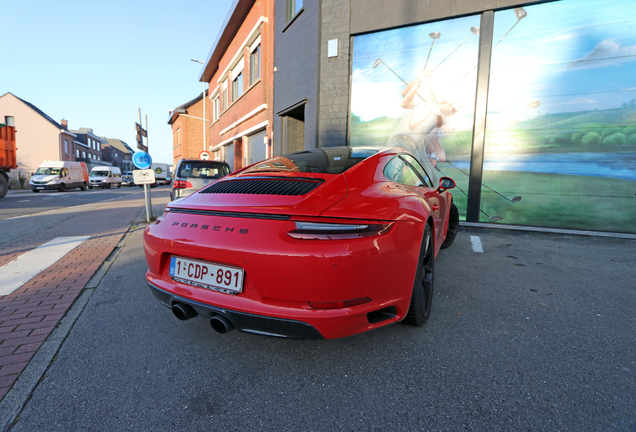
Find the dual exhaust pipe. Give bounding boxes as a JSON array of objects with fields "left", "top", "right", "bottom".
[{"left": 171, "top": 303, "right": 235, "bottom": 334}]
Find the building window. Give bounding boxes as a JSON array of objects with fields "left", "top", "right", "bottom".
[
  {"left": 231, "top": 59, "right": 244, "bottom": 103},
  {"left": 287, "top": 0, "right": 303, "bottom": 21},
  {"left": 82, "top": 151, "right": 86, "bottom": 158},
  {"left": 222, "top": 80, "right": 228, "bottom": 111},
  {"left": 250, "top": 44, "right": 261, "bottom": 85},
  {"left": 4, "top": 116, "right": 14, "bottom": 126},
  {"left": 213, "top": 97, "right": 220, "bottom": 121},
  {"left": 64, "top": 139, "right": 69, "bottom": 154},
  {"left": 97, "top": 142, "right": 101, "bottom": 151},
  {"left": 232, "top": 72, "right": 243, "bottom": 102}
]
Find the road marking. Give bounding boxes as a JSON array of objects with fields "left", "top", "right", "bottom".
[
  {"left": 17, "top": 200, "right": 30, "bottom": 203},
  {"left": 470, "top": 235, "right": 484, "bottom": 253},
  {"left": 0, "top": 236, "right": 91, "bottom": 296}
]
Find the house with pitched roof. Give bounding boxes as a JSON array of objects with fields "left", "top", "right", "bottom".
[{"left": 0, "top": 92, "right": 77, "bottom": 175}]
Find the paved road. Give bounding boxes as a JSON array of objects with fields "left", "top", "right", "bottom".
[
  {"left": 0, "top": 187, "right": 169, "bottom": 221},
  {"left": 5, "top": 226, "right": 635, "bottom": 431}
]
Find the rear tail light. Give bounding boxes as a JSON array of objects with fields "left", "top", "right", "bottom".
[
  {"left": 309, "top": 297, "right": 372, "bottom": 309},
  {"left": 287, "top": 221, "right": 393, "bottom": 240},
  {"left": 173, "top": 180, "right": 192, "bottom": 189}
]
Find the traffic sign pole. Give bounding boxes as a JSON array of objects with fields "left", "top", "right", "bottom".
[{"left": 133, "top": 151, "right": 154, "bottom": 222}]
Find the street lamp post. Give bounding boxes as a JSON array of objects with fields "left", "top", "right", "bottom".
[{"left": 191, "top": 59, "right": 207, "bottom": 153}]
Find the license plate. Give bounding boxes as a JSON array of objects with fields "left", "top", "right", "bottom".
[
  {"left": 36, "top": 187, "right": 44, "bottom": 190},
  {"left": 169, "top": 256, "right": 244, "bottom": 294}
]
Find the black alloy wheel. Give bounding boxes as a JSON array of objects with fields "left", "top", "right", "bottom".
[
  {"left": 441, "top": 203, "right": 459, "bottom": 249},
  {"left": 404, "top": 223, "right": 435, "bottom": 326}
]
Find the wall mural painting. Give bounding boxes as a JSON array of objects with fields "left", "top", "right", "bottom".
[
  {"left": 351, "top": 0, "right": 636, "bottom": 233},
  {"left": 350, "top": 15, "right": 481, "bottom": 219},
  {"left": 483, "top": 0, "right": 636, "bottom": 232}
]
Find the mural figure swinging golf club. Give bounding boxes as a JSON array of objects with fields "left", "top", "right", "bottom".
[{"left": 371, "top": 8, "right": 527, "bottom": 220}]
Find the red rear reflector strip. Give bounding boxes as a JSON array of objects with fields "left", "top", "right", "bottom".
[{"left": 173, "top": 180, "right": 192, "bottom": 189}]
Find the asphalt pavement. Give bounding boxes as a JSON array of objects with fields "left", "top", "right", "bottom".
[{"left": 3, "top": 224, "right": 635, "bottom": 431}]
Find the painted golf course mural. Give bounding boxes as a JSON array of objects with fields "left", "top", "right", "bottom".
[{"left": 350, "top": 0, "right": 636, "bottom": 233}]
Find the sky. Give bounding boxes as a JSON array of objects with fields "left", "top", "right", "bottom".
[{"left": 1, "top": 0, "right": 235, "bottom": 165}]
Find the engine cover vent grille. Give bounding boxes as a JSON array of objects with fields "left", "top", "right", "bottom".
[{"left": 200, "top": 178, "right": 322, "bottom": 196}]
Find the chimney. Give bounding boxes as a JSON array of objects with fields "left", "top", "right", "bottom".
[{"left": 61, "top": 119, "right": 68, "bottom": 130}]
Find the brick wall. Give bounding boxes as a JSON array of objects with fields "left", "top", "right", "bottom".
[
  {"left": 207, "top": 0, "right": 274, "bottom": 169},
  {"left": 171, "top": 96, "right": 206, "bottom": 166}
]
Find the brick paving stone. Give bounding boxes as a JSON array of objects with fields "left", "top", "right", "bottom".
[
  {"left": 15, "top": 343, "right": 43, "bottom": 355},
  {"left": 0, "top": 188, "right": 170, "bottom": 402},
  {"left": 0, "top": 333, "right": 48, "bottom": 348},
  {"left": 0, "top": 352, "right": 34, "bottom": 367},
  {"left": 0, "top": 362, "right": 29, "bottom": 378}
]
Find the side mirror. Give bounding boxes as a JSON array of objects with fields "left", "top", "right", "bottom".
[{"left": 438, "top": 177, "right": 456, "bottom": 191}]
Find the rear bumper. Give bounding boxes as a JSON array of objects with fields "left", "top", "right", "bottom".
[{"left": 148, "top": 282, "right": 324, "bottom": 339}]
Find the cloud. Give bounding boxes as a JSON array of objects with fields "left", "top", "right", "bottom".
[{"left": 567, "top": 40, "right": 636, "bottom": 69}]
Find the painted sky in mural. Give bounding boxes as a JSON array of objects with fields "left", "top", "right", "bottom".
[
  {"left": 351, "top": 14, "right": 481, "bottom": 126},
  {"left": 488, "top": 0, "right": 636, "bottom": 127}
]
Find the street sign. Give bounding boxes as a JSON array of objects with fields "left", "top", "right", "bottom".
[
  {"left": 199, "top": 151, "right": 210, "bottom": 161},
  {"left": 133, "top": 151, "right": 152, "bottom": 169},
  {"left": 133, "top": 169, "right": 156, "bottom": 185}
]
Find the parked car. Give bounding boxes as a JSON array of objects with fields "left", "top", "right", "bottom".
[
  {"left": 122, "top": 174, "right": 134, "bottom": 187},
  {"left": 29, "top": 161, "right": 88, "bottom": 192},
  {"left": 88, "top": 166, "right": 122, "bottom": 189},
  {"left": 144, "top": 146, "right": 459, "bottom": 340},
  {"left": 169, "top": 159, "right": 231, "bottom": 201}
]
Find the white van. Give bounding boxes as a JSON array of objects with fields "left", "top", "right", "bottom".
[
  {"left": 89, "top": 166, "right": 122, "bottom": 189},
  {"left": 29, "top": 161, "right": 89, "bottom": 193}
]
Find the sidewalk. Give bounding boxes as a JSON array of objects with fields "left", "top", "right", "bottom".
[{"left": 0, "top": 188, "right": 170, "bottom": 401}]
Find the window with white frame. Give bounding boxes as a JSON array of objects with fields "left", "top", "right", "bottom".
[
  {"left": 64, "top": 139, "right": 69, "bottom": 154},
  {"left": 213, "top": 96, "right": 220, "bottom": 121},
  {"left": 222, "top": 80, "right": 228, "bottom": 111},
  {"left": 231, "top": 59, "right": 244, "bottom": 102},
  {"left": 250, "top": 41, "right": 261, "bottom": 85}
]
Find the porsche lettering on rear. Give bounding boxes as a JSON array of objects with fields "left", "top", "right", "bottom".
[{"left": 171, "top": 222, "right": 248, "bottom": 234}]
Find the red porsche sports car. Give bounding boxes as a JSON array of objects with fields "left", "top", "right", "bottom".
[{"left": 144, "top": 146, "right": 459, "bottom": 339}]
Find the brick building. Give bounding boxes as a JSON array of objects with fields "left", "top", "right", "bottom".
[
  {"left": 198, "top": 0, "right": 274, "bottom": 171},
  {"left": 168, "top": 93, "right": 207, "bottom": 167}
]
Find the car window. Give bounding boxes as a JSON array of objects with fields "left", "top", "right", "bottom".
[
  {"left": 383, "top": 156, "right": 424, "bottom": 187},
  {"left": 401, "top": 154, "right": 433, "bottom": 187},
  {"left": 177, "top": 162, "right": 229, "bottom": 180}
]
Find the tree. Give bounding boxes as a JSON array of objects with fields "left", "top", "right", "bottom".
[{"left": 581, "top": 132, "right": 602, "bottom": 146}]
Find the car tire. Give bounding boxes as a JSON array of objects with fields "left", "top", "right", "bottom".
[
  {"left": 88, "top": 186, "right": 93, "bottom": 189},
  {"left": 441, "top": 203, "right": 459, "bottom": 249},
  {"left": 0, "top": 175, "right": 7, "bottom": 199},
  {"left": 404, "top": 223, "right": 434, "bottom": 327},
  {"left": 80, "top": 182, "right": 87, "bottom": 191},
  {"left": 58, "top": 183, "right": 66, "bottom": 192},
  {"left": 32, "top": 189, "right": 40, "bottom": 193},
  {"left": 117, "top": 183, "right": 121, "bottom": 188}
]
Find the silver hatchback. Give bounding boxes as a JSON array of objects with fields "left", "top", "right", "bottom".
[{"left": 170, "top": 159, "right": 231, "bottom": 201}]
